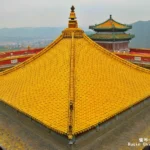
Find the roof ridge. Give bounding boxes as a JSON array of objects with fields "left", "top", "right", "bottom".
[
  {"left": 94, "top": 18, "right": 110, "bottom": 27},
  {"left": 68, "top": 32, "right": 75, "bottom": 139},
  {"left": 111, "top": 18, "right": 131, "bottom": 27},
  {"left": 0, "top": 35, "right": 63, "bottom": 76}
]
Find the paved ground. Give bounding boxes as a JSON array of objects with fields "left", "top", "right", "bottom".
[{"left": 0, "top": 105, "right": 150, "bottom": 150}]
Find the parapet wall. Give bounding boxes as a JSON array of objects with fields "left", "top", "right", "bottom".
[
  {"left": 0, "top": 101, "right": 69, "bottom": 150},
  {"left": 75, "top": 97, "right": 150, "bottom": 149},
  {"left": 0, "top": 97, "right": 150, "bottom": 150}
]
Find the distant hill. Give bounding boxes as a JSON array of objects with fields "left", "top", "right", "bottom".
[
  {"left": 0, "top": 21, "right": 150, "bottom": 48},
  {"left": 0, "top": 27, "right": 64, "bottom": 43},
  {"left": 129, "top": 20, "right": 150, "bottom": 48}
]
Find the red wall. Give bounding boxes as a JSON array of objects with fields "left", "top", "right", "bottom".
[
  {"left": 116, "top": 54, "right": 150, "bottom": 62},
  {"left": 0, "top": 48, "right": 43, "bottom": 59},
  {"left": 0, "top": 57, "right": 31, "bottom": 66},
  {"left": 130, "top": 48, "right": 150, "bottom": 54},
  {"left": 1, "top": 47, "right": 150, "bottom": 69},
  {"left": 0, "top": 48, "right": 43, "bottom": 68}
]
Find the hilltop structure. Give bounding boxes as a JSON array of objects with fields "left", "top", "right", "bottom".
[
  {"left": 0, "top": 6, "right": 150, "bottom": 149},
  {"left": 89, "top": 15, "right": 134, "bottom": 52}
]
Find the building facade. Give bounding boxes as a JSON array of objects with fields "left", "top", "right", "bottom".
[{"left": 89, "top": 15, "right": 134, "bottom": 52}]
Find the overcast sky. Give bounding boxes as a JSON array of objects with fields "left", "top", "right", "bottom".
[{"left": 0, "top": 0, "right": 150, "bottom": 28}]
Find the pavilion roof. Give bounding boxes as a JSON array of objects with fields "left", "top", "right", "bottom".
[
  {"left": 89, "top": 33, "right": 135, "bottom": 41},
  {"left": 89, "top": 15, "right": 132, "bottom": 31},
  {"left": 0, "top": 6, "right": 150, "bottom": 140}
]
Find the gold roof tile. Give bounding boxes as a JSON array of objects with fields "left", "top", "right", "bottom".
[{"left": 0, "top": 6, "right": 150, "bottom": 139}]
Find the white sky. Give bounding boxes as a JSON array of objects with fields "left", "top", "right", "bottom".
[{"left": 0, "top": 0, "right": 150, "bottom": 28}]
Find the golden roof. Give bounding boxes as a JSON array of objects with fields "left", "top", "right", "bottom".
[
  {"left": 97, "top": 19, "right": 126, "bottom": 29},
  {"left": 90, "top": 15, "right": 132, "bottom": 31},
  {"left": 0, "top": 6, "right": 150, "bottom": 139}
]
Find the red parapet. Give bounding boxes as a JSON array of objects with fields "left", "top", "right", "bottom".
[
  {"left": 116, "top": 54, "right": 135, "bottom": 61},
  {"left": 130, "top": 48, "right": 150, "bottom": 54},
  {"left": 0, "top": 56, "right": 31, "bottom": 66},
  {"left": 1, "top": 47, "right": 150, "bottom": 71},
  {"left": 116, "top": 53, "right": 150, "bottom": 62},
  {"left": 0, "top": 48, "right": 43, "bottom": 59},
  {"left": 0, "top": 47, "right": 44, "bottom": 70}
]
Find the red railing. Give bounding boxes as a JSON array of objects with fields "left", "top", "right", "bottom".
[
  {"left": 0, "top": 47, "right": 150, "bottom": 70},
  {"left": 130, "top": 48, "right": 150, "bottom": 55},
  {"left": 0, "top": 48, "right": 43, "bottom": 69},
  {"left": 0, "top": 48, "right": 43, "bottom": 59}
]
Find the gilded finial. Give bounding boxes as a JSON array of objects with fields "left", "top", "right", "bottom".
[
  {"left": 62, "top": 6, "right": 84, "bottom": 39},
  {"left": 71, "top": 5, "right": 75, "bottom": 12},
  {"left": 68, "top": 5, "right": 78, "bottom": 28},
  {"left": 110, "top": 15, "right": 112, "bottom": 19},
  {"left": 69, "top": 5, "right": 76, "bottom": 20}
]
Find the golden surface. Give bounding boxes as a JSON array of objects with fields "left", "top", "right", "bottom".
[
  {"left": 96, "top": 19, "right": 127, "bottom": 29},
  {"left": 0, "top": 10, "right": 150, "bottom": 136},
  {"left": 73, "top": 34, "right": 150, "bottom": 134},
  {"left": 0, "top": 36, "right": 71, "bottom": 134}
]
